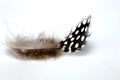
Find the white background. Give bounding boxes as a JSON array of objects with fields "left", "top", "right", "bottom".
[{"left": 0, "top": 0, "right": 120, "bottom": 80}]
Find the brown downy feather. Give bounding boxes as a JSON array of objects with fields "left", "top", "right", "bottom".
[{"left": 6, "top": 34, "right": 62, "bottom": 59}]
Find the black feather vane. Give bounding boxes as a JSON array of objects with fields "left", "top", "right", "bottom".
[{"left": 60, "top": 15, "right": 91, "bottom": 52}]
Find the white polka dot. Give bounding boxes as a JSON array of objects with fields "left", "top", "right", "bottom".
[
  {"left": 87, "top": 17, "right": 91, "bottom": 23},
  {"left": 83, "top": 19, "right": 87, "bottom": 25},
  {"left": 70, "top": 42, "right": 74, "bottom": 46},
  {"left": 69, "top": 35, "right": 72, "bottom": 38},
  {"left": 75, "top": 43, "right": 79, "bottom": 48},
  {"left": 78, "top": 23, "right": 81, "bottom": 27},
  {"left": 71, "top": 27, "right": 76, "bottom": 32},
  {"left": 62, "top": 46, "right": 66, "bottom": 50},
  {"left": 85, "top": 27, "right": 88, "bottom": 32},
  {"left": 68, "top": 42, "right": 74, "bottom": 52},
  {"left": 64, "top": 41, "right": 68, "bottom": 44},
  {"left": 81, "top": 44, "right": 85, "bottom": 48},
  {"left": 69, "top": 42, "right": 74, "bottom": 48},
  {"left": 81, "top": 36, "right": 85, "bottom": 41},
  {"left": 76, "top": 35, "right": 80, "bottom": 40},
  {"left": 75, "top": 30, "right": 79, "bottom": 34},
  {"left": 81, "top": 27, "right": 84, "bottom": 32},
  {"left": 71, "top": 37, "right": 74, "bottom": 41}
]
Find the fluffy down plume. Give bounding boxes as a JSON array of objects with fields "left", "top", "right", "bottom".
[{"left": 6, "top": 34, "right": 62, "bottom": 59}]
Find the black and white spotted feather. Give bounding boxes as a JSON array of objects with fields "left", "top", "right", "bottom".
[{"left": 60, "top": 16, "right": 91, "bottom": 52}]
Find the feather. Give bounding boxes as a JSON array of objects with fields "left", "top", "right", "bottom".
[
  {"left": 6, "top": 15, "right": 91, "bottom": 59},
  {"left": 60, "top": 15, "right": 91, "bottom": 52},
  {"left": 6, "top": 34, "right": 62, "bottom": 59}
]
